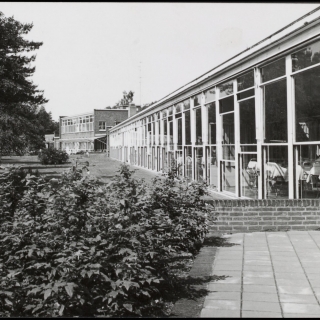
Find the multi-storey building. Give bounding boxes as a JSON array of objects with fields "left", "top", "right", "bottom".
[
  {"left": 109, "top": 7, "right": 320, "bottom": 200},
  {"left": 56, "top": 106, "right": 137, "bottom": 153}
]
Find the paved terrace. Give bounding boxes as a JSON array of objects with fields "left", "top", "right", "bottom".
[{"left": 200, "top": 231, "right": 320, "bottom": 318}]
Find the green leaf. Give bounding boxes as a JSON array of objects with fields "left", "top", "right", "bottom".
[{"left": 4, "top": 298, "right": 12, "bottom": 306}]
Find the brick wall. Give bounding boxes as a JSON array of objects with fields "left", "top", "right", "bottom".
[
  {"left": 206, "top": 199, "right": 320, "bottom": 233},
  {"left": 94, "top": 110, "right": 129, "bottom": 135}
]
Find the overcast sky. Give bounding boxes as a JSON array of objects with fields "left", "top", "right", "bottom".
[{"left": 1, "top": 2, "right": 319, "bottom": 121}]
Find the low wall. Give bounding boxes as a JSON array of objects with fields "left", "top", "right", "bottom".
[{"left": 206, "top": 199, "right": 320, "bottom": 232}]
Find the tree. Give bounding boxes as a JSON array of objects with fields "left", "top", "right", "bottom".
[
  {"left": 0, "top": 11, "right": 48, "bottom": 157},
  {"left": 113, "top": 90, "right": 134, "bottom": 108}
]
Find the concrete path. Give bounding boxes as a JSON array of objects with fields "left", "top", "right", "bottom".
[{"left": 200, "top": 231, "right": 320, "bottom": 318}]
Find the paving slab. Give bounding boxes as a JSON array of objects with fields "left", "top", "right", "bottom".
[{"left": 199, "top": 231, "right": 320, "bottom": 318}]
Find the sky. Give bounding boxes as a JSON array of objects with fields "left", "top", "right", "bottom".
[{"left": 1, "top": 2, "right": 319, "bottom": 121}]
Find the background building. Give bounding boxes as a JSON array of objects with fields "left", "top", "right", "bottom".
[
  {"left": 56, "top": 105, "right": 138, "bottom": 154},
  {"left": 109, "top": 7, "right": 320, "bottom": 200}
]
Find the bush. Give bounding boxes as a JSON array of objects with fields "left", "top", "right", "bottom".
[
  {"left": 38, "top": 149, "right": 69, "bottom": 165},
  {"left": 0, "top": 164, "right": 209, "bottom": 317}
]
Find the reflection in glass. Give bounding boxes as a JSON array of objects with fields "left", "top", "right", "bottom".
[
  {"left": 240, "top": 98, "right": 256, "bottom": 144},
  {"left": 237, "top": 71, "right": 254, "bottom": 91},
  {"left": 295, "top": 66, "right": 320, "bottom": 142},
  {"left": 195, "top": 147, "right": 204, "bottom": 182},
  {"left": 195, "top": 108, "right": 202, "bottom": 145},
  {"left": 205, "top": 88, "right": 216, "bottom": 103},
  {"left": 261, "top": 58, "right": 285, "bottom": 82},
  {"left": 183, "top": 99, "right": 190, "bottom": 110},
  {"left": 163, "top": 119, "right": 167, "bottom": 144},
  {"left": 237, "top": 89, "right": 254, "bottom": 100},
  {"left": 264, "top": 79, "right": 287, "bottom": 143},
  {"left": 219, "top": 96, "right": 234, "bottom": 113},
  {"left": 168, "top": 106, "right": 173, "bottom": 116},
  {"left": 222, "top": 112, "right": 235, "bottom": 160},
  {"left": 222, "top": 161, "right": 236, "bottom": 193},
  {"left": 184, "top": 146, "right": 192, "bottom": 180},
  {"left": 218, "top": 80, "right": 233, "bottom": 98},
  {"left": 193, "top": 94, "right": 202, "bottom": 107},
  {"left": 241, "top": 153, "right": 259, "bottom": 199},
  {"left": 264, "top": 145, "right": 288, "bottom": 199},
  {"left": 177, "top": 118, "right": 182, "bottom": 146},
  {"left": 292, "top": 40, "right": 320, "bottom": 72},
  {"left": 207, "top": 146, "right": 218, "bottom": 189},
  {"left": 185, "top": 110, "right": 191, "bottom": 145},
  {"left": 175, "top": 103, "right": 182, "bottom": 113},
  {"left": 208, "top": 102, "right": 216, "bottom": 144},
  {"left": 162, "top": 147, "right": 168, "bottom": 171},
  {"left": 295, "top": 144, "right": 320, "bottom": 199},
  {"left": 169, "top": 121, "right": 173, "bottom": 146},
  {"left": 175, "top": 150, "right": 183, "bottom": 177}
]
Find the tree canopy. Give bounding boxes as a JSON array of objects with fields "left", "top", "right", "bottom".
[{"left": 0, "top": 11, "right": 49, "bottom": 156}]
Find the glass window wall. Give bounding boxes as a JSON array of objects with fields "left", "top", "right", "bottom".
[
  {"left": 292, "top": 40, "right": 320, "bottom": 72},
  {"left": 195, "top": 108, "right": 202, "bottom": 145},
  {"left": 264, "top": 79, "right": 287, "bottom": 143},
  {"left": 295, "top": 66, "right": 320, "bottom": 142}
]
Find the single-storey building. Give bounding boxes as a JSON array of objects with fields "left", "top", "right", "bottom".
[{"left": 109, "top": 7, "right": 320, "bottom": 200}]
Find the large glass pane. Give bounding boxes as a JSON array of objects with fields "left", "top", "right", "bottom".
[
  {"left": 295, "top": 144, "right": 320, "bottom": 199},
  {"left": 162, "top": 147, "right": 168, "bottom": 172},
  {"left": 184, "top": 146, "right": 192, "bottom": 180},
  {"left": 208, "top": 102, "right": 216, "bottom": 144},
  {"left": 222, "top": 161, "right": 236, "bottom": 194},
  {"left": 237, "top": 71, "right": 254, "bottom": 91},
  {"left": 292, "top": 40, "right": 320, "bottom": 72},
  {"left": 261, "top": 58, "right": 285, "bottom": 82},
  {"left": 175, "top": 150, "right": 183, "bottom": 178},
  {"left": 264, "top": 145, "right": 289, "bottom": 199},
  {"left": 205, "top": 87, "right": 216, "bottom": 103},
  {"left": 264, "top": 79, "right": 287, "bottom": 143},
  {"left": 163, "top": 119, "right": 167, "bottom": 144},
  {"left": 177, "top": 118, "right": 182, "bottom": 146},
  {"left": 219, "top": 95, "right": 234, "bottom": 113},
  {"left": 183, "top": 99, "right": 190, "bottom": 110},
  {"left": 195, "top": 108, "right": 202, "bottom": 145},
  {"left": 169, "top": 121, "right": 173, "bottom": 146},
  {"left": 295, "top": 66, "right": 320, "bottom": 142},
  {"left": 240, "top": 98, "right": 256, "bottom": 144},
  {"left": 175, "top": 102, "right": 182, "bottom": 113},
  {"left": 240, "top": 153, "right": 259, "bottom": 199},
  {"left": 222, "top": 112, "right": 235, "bottom": 160},
  {"left": 207, "top": 146, "right": 218, "bottom": 190},
  {"left": 194, "top": 147, "right": 204, "bottom": 182},
  {"left": 185, "top": 110, "right": 191, "bottom": 145},
  {"left": 218, "top": 80, "right": 233, "bottom": 98},
  {"left": 193, "top": 93, "right": 202, "bottom": 107}
]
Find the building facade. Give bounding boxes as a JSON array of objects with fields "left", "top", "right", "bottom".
[
  {"left": 56, "top": 107, "right": 137, "bottom": 154},
  {"left": 109, "top": 7, "right": 320, "bottom": 200}
]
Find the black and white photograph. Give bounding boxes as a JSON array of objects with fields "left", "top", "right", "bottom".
[{"left": 1, "top": 2, "right": 320, "bottom": 317}]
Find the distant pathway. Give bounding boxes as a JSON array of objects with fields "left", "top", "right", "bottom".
[{"left": 200, "top": 231, "right": 320, "bottom": 318}]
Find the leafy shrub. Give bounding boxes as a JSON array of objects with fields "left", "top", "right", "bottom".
[
  {"left": 38, "top": 148, "right": 69, "bottom": 165},
  {"left": 0, "top": 164, "right": 209, "bottom": 317}
]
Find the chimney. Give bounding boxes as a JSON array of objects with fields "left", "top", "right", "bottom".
[{"left": 128, "top": 103, "right": 137, "bottom": 118}]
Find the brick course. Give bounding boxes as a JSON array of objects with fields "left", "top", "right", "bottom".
[{"left": 206, "top": 199, "right": 320, "bottom": 232}]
